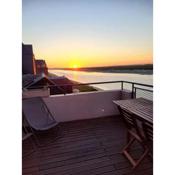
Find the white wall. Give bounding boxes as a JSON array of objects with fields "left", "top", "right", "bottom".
[{"left": 43, "top": 90, "right": 132, "bottom": 122}]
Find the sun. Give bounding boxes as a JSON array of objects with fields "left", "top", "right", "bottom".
[
  {"left": 71, "top": 63, "right": 80, "bottom": 69},
  {"left": 69, "top": 59, "right": 81, "bottom": 69},
  {"left": 73, "top": 64, "right": 78, "bottom": 69}
]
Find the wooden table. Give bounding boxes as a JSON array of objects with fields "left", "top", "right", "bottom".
[{"left": 113, "top": 98, "right": 153, "bottom": 124}]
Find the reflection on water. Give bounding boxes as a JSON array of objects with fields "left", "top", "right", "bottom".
[
  {"left": 49, "top": 69, "right": 153, "bottom": 90},
  {"left": 72, "top": 70, "right": 78, "bottom": 81}
]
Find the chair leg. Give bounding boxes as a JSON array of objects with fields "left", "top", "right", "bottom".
[
  {"left": 127, "top": 131, "right": 132, "bottom": 143},
  {"left": 123, "top": 137, "right": 135, "bottom": 152},
  {"left": 35, "top": 125, "right": 62, "bottom": 148},
  {"left": 122, "top": 138, "right": 136, "bottom": 166},
  {"left": 122, "top": 136, "right": 149, "bottom": 169},
  {"left": 132, "top": 147, "right": 149, "bottom": 169}
]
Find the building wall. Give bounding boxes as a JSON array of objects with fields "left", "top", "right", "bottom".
[
  {"left": 43, "top": 90, "right": 132, "bottom": 122},
  {"left": 22, "top": 44, "right": 36, "bottom": 74},
  {"left": 36, "top": 67, "right": 48, "bottom": 75},
  {"left": 35, "top": 60, "right": 48, "bottom": 75}
]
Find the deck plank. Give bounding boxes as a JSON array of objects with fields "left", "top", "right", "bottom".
[{"left": 23, "top": 116, "right": 153, "bottom": 175}]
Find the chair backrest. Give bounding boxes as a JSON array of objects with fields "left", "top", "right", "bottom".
[
  {"left": 118, "top": 106, "right": 141, "bottom": 136},
  {"left": 22, "top": 97, "right": 57, "bottom": 130},
  {"left": 142, "top": 121, "right": 153, "bottom": 142}
]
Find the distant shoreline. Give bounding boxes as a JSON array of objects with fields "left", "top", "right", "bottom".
[
  {"left": 50, "top": 69, "right": 153, "bottom": 75},
  {"left": 49, "top": 64, "right": 153, "bottom": 75}
]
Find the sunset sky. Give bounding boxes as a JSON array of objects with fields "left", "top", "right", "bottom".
[{"left": 22, "top": 0, "right": 153, "bottom": 68}]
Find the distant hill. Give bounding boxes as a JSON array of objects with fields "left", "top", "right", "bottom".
[{"left": 49, "top": 64, "right": 153, "bottom": 75}]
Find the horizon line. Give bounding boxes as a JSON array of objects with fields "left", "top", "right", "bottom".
[{"left": 48, "top": 63, "right": 153, "bottom": 69}]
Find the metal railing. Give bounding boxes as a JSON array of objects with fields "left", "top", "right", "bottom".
[
  {"left": 26, "top": 80, "right": 153, "bottom": 100},
  {"left": 134, "top": 87, "right": 153, "bottom": 101},
  {"left": 120, "top": 81, "right": 153, "bottom": 100}
]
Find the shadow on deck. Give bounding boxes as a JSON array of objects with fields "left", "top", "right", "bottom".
[{"left": 23, "top": 116, "right": 153, "bottom": 175}]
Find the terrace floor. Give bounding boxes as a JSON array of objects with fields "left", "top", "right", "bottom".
[{"left": 23, "top": 116, "right": 153, "bottom": 175}]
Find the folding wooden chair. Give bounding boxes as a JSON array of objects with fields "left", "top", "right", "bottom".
[
  {"left": 142, "top": 121, "right": 153, "bottom": 158},
  {"left": 118, "top": 106, "right": 149, "bottom": 169}
]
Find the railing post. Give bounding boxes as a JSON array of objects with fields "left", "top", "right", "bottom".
[
  {"left": 131, "top": 83, "right": 134, "bottom": 98},
  {"left": 134, "top": 87, "right": 136, "bottom": 98},
  {"left": 121, "top": 81, "right": 123, "bottom": 90}
]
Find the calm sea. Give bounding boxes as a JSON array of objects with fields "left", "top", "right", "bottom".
[{"left": 49, "top": 69, "right": 153, "bottom": 91}]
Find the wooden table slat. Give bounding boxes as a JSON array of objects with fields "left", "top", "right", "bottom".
[{"left": 113, "top": 98, "right": 153, "bottom": 123}]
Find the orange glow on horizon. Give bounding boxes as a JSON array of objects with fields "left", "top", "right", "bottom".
[
  {"left": 36, "top": 44, "right": 153, "bottom": 68},
  {"left": 45, "top": 55, "right": 152, "bottom": 68}
]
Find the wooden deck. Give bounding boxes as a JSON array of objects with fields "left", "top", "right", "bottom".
[{"left": 23, "top": 116, "right": 153, "bottom": 175}]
